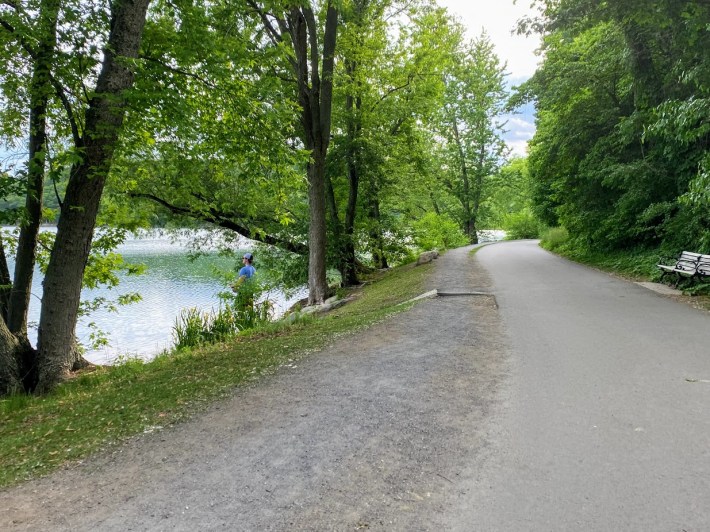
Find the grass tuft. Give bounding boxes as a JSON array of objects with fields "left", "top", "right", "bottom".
[{"left": 539, "top": 227, "right": 569, "bottom": 250}]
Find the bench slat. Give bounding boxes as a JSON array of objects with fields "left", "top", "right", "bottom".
[{"left": 657, "top": 250, "right": 710, "bottom": 284}]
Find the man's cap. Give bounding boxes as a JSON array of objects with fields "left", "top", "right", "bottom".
[{"left": 243, "top": 252, "right": 253, "bottom": 260}]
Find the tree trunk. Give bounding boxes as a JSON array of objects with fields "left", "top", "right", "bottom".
[
  {"left": 324, "top": 172, "right": 352, "bottom": 287},
  {"left": 0, "top": 238, "right": 10, "bottom": 323},
  {"left": 616, "top": 17, "right": 661, "bottom": 109},
  {"left": 8, "top": 0, "right": 60, "bottom": 338},
  {"left": 469, "top": 145, "right": 487, "bottom": 245},
  {"left": 452, "top": 118, "right": 477, "bottom": 244},
  {"left": 324, "top": 59, "right": 361, "bottom": 289},
  {"left": 0, "top": 320, "right": 22, "bottom": 395},
  {"left": 466, "top": 216, "right": 478, "bottom": 244},
  {"left": 341, "top": 66, "right": 362, "bottom": 287},
  {"left": 286, "top": 3, "right": 338, "bottom": 305},
  {"left": 35, "top": 0, "right": 151, "bottom": 393},
  {"left": 367, "top": 195, "right": 388, "bottom": 269},
  {"left": 307, "top": 153, "right": 329, "bottom": 303}
]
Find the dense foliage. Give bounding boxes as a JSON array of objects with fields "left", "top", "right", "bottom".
[
  {"left": 0, "top": 0, "right": 520, "bottom": 394},
  {"left": 520, "top": 0, "right": 710, "bottom": 253}
]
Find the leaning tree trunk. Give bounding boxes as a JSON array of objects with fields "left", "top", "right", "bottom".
[
  {"left": 35, "top": 0, "right": 152, "bottom": 393},
  {"left": 8, "top": 0, "right": 60, "bottom": 339}
]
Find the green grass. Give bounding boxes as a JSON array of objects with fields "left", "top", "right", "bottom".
[
  {"left": 0, "top": 261, "right": 433, "bottom": 488},
  {"left": 539, "top": 227, "right": 569, "bottom": 249},
  {"left": 468, "top": 243, "right": 491, "bottom": 257},
  {"left": 553, "top": 246, "right": 661, "bottom": 280},
  {"left": 540, "top": 227, "right": 662, "bottom": 280}
]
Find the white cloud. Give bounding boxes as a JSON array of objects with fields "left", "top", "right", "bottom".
[
  {"left": 506, "top": 116, "right": 536, "bottom": 137},
  {"left": 437, "top": 0, "right": 541, "bottom": 79},
  {"left": 506, "top": 139, "right": 530, "bottom": 157}
]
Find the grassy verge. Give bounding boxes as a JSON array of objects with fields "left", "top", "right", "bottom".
[
  {"left": 0, "top": 261, "right": 433, "bottom": 488},
  {"left": 548, "top": 246, "right": 662, "bottom": 280}
]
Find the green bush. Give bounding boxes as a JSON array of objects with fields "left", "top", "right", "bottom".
[
  {"left": 503, "top": 208, "right": 543, "bottom": 240},
  {"left": 540, "top": 226, "right": 569, "bottom": 251},
  {"left": 412, "top": 212, "right": 469, "bottom": 251}
]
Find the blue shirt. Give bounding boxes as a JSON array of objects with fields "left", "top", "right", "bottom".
[{"left": 239, "top": 265, "right": 256, "bottom": 279}]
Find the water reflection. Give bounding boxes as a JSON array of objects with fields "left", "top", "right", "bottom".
[{"left": 4, "top": 230, "right": 306, "bottom": 365}]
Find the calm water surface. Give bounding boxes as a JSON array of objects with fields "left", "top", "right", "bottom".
[{"left": 5, "top": 230, "right": 306, "bottom": 365}]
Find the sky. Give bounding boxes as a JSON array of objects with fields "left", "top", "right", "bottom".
[{"left": 436, "top": 0, "right": 541, "bottom": 156}]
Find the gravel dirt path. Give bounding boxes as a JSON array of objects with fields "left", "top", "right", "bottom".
[{"left": 1, "top": 245, "right": 509, "bottom": 531}]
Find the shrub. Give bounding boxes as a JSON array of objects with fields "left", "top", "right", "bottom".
[
  {"left": 412, "top": 212, "right": 469, "bottom": 251},
  {"left": 540, "top": 226, "right": 569, "bottom": 251},
  {"left": 503, "top": 208, "right": 543, "bottom": 240}
]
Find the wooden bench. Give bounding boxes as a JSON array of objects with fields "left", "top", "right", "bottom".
[{"left": 657, "top": 251, "right": 710, "bottom": 286}]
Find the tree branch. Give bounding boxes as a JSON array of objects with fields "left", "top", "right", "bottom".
[
  {"left": 370, "top": 73, "right": 415, "bottom": 112},
  {"left": 0, "top": 15, "right": 82, "bottom": 146},
  {"left": 303, "top": 6, "right": 321, "bottom": 92},
  {"left": 129, "top": 192, "right": 308, "bottom": 255},
  {"left": 50, "top": 77, "right": 81, "bottom": 146},
  {"left": 0, "top": 15, "right": 37, "bottom": 58},
  {"left": 139, "top": 55, "right": 217, "bottom": 89},
  {"left": 319, "top": 3, "right": 338, "bottom": 147},
  {"left": 245, "top": 0, "right": 281, "bottom": 45}
]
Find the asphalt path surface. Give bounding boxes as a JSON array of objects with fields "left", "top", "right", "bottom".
[
  {"left": 453, "top": 241, "right": 710, "bottom": 530},
  {"left": 2, "top": 240, "right": 709, "bottom": 531}
]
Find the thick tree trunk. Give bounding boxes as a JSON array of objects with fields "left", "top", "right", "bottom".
[
  {"left": 0, "top": 320, "right": 22, "bottom": 395},
  {"left": 8, "top": 0, "right": 60, "bottom": 338},
  {"left": 466, "top": 216, "right": 478, "bottom": 244},
  {"left": 307, "top": 153, "right": 329, "bottom": 303},
  {"left": 287, "top": 3, "right": 338, "bottom": 305},
  {"left": 308, "top": 157, "right": 328, "bottom": 305},
  {"left": 35, "top": 0, "right": 151, "bottom": 393}
]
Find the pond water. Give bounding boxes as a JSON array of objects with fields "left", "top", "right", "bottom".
[
  {"left": 5, "top": 228, "right": 506, "bottom": 365},
  {"left": 4, "top": 229, "right": 306, "bottom": 365}
]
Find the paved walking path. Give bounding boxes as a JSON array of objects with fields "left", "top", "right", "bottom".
[
  {"left": 451, "top": 240, "right": 710, "bottom": 531},
  {"left": 2, "top": 241, "right": 709, "bottom": 531}
]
